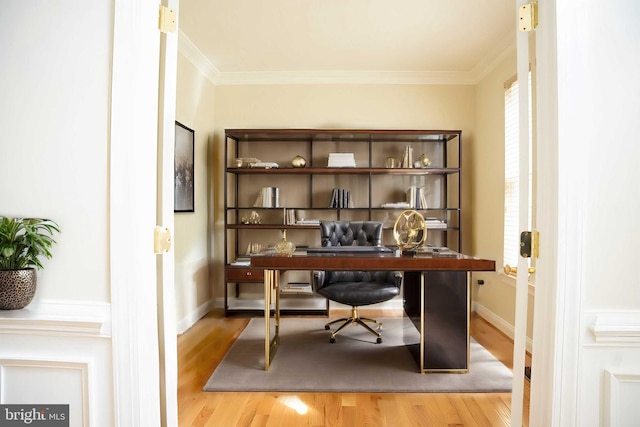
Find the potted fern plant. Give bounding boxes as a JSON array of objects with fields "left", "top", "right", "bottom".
[{"left": 0, "top": 217, "right": 60, "bottom": 310}]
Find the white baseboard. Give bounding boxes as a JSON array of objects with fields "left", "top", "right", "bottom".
[
  {"left": 177, "top": 299, "right": 213, "bottom": 334},
  {"left": 473, "top": 301, "right": 533, "bottom": 354}
]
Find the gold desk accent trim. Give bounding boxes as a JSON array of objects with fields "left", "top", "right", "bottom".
[{"left": 264, "top": 269, "right": 281, "bottom": 370}]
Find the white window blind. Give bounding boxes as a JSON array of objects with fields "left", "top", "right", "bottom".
[{"left": 503, "top": 75, "right": 532, "bottom": 270}]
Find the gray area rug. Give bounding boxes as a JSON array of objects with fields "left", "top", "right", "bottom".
[{"left": 203, "top": 317, "right": 513, "bottom": 393}]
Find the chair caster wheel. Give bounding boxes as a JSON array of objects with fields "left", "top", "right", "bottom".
[
  {"left": 325, "top": 325, "right": 330, "bottom": 330},
  {"left": 330, "top": 337, "right": 336, "bottom": 343},
  {"left": 376, "top": 337, "right": 382, "bottom": 344}
]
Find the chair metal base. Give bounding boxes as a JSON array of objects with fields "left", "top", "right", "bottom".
[{"left": 325, "top": 306, "right": 383, "bottom": 343}]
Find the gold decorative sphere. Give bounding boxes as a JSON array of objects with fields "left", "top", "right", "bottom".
[{"left": 291, "top": 155, "right": 307, "bottom": 168}]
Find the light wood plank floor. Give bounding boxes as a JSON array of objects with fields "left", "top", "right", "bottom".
[{"left": 178, "top": 309, "right": 530, "bottom": 427}]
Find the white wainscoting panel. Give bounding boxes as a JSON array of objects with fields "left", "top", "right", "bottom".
[
  {"left": 0, "top": 301, "right": 113, "bottom": 427},
  {"left": 0, "top": 300, "right": 111, "bottom": 337},
  {"left": 0, "top": 360, "right": 87, "bottom": 425},
  {"left": 604, "top": 370, "right": 640, "bottom": 427},
  {"left": 580, "top": 311, "right": 640, "bottom": 426},
  {"left": 590, "top": 312, "right": 640, "bottom": 344}
]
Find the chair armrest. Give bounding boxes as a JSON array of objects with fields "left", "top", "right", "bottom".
[
  {"left": 369, "top": 271, "right": 403, "bottom": 287},
  {"left": 388, "top": 271, "right": 403, "bottom": 287},
  {"left": 311, "top": 270, "right": 325, "bottom": 292}
]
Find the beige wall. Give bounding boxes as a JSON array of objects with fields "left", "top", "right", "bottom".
[
  {"left": 211, "top": 84, "right": 476, "bottom": 300},
  {"left": 0, "top": 0, "right": 112, "bottom": 303},
  {"left": 472, "top": 50, "right": 534, "bottom": 339},
  {"left": 174, "top": 53, "right": 217, "bottom": 330},
  {"left": 175, "top": 54, "right": 533, "bottom": 340}
]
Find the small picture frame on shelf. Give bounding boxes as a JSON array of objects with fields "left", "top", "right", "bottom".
[{"left": 174, "top": 121, "right": 195, "bottom": 212}]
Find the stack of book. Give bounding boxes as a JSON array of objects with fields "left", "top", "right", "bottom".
[
  {"left": 400, "top": 146, "right": 414, "bottom": 168},
  {"left": 328, "top": 153, "right": 356, "bottom": 167},
  {"left": 230, "top": 256, "right": 251, "bottom": 266},
  {"left": 244, "top": 242, "right": 269, "bottom": 254},
  {"left": 254, "top": 187, "right": 280, "bottom": 208},
  {"left": 329, "top": 188, "right": 352, "bottom": 208},
  {"left": 248, "top": 161, "right": 279, "bottom": 169},
  {"left": 283, "top": 208, "right": 296, "bottom": 225},
  {"left": 296, "top": 219, "right": 321, "bottom": 225},
  {"left": 425, "top": 217, "right": 447, "bottom": 229},
  {"left": 381, "top": 202, "right": 412, "bottom": 209},
  {"left": 280, "top": 282, "right": 313, "bottom": 295},
  {"left": 406, "top": 186, "right": 428, "bottom": 209}
]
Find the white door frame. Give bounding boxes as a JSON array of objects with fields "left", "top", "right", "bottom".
[
  {"left": 510, "top": 2, "right": 534, "bottom": 424},
  {"left": 110, "top": 0, "right": 178, "bottom": 425},
  {"left": 530, "top": 1, "right": 582, "bottom": 426},
  {"left": 108, "top": 1, "right": 577, "bottom": 425},
  {"left": 156, "top": 0, "right": 179, "bottom": 425}
]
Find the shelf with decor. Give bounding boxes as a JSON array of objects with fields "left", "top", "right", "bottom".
[{"left": 224, "top": 129, "right": 462, "bottom": 315}]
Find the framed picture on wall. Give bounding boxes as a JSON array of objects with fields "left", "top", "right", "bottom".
[{"left": 174, "top": 121, "right": 195, "bottom": 212}]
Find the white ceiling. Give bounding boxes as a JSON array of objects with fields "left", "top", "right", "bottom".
[{"left": 178, "top": 0, "right": 516, "bottom": 85}]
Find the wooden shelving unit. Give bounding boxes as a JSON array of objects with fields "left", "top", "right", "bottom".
[{"left": 224, "top": 129, "right": 462, "bottom": 315}]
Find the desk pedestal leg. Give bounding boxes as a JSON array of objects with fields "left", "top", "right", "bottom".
[
  {"left": 264, "top": 269, "right": 280, "bottom": 371},
  {"left": 420, "top": 271, "right": 425, "bottom": 373},
  {"left": 404, "top": 270, "right": 470, "bottom": 373}
]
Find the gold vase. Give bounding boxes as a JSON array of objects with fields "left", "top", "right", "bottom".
[{"left": 275, "top": 230, "right": 296, "bottom": 256}]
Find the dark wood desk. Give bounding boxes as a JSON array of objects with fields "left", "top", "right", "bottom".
[{"left": 251, "top": 252, "right": 495, "bottom": 372}]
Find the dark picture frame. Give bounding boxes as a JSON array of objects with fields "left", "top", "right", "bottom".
[{"left": 174, "top": 121, "right": 195, "bottom": 212}]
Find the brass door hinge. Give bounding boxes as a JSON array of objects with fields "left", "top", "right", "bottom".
[
  {"left": 519, "top": 2, "right": 538, "bottom": 32},
  {"left": 159, "top": 5, "right": 176, "bottom": 33},
  {"left": 154, "top": 226, "right": 172, "bottom": 253},
  {"left": 520, "top": 230, "right": 539, "bottom": 259}
]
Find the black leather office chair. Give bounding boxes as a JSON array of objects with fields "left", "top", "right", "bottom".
[{"left": 312, "top": 221, "right": 402, "bottom": 343}]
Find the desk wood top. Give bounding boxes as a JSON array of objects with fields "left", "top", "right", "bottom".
[{"left": 250, "top": 252, "right": 495, "bottom": 272}]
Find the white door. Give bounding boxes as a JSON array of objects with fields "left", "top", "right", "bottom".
[
  {"left": 528, "top": 1, "right": 565, "bottom": 425},
  {"left": 511, "top": 2, "right": 563, "bottom": 426},
  {"left": 511, "top": 1, "right": 536, "bottom": 425},
  {"left": 110, "top": 1, "right": 178, "bottom": 425},
  {"left": 156, "top": 0, "right": 179, "bottom": 425}
]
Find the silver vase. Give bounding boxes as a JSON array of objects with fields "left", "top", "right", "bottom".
[{"left": 0, "top": 268, "right": 37, "bottom": 310}]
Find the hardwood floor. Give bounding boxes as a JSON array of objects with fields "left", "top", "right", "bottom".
[{"left": 178, "top": 309, "right": 530, "bottom": 427}]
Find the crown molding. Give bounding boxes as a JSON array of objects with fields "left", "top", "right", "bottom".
[
  {"left": 178, "top": 30, "right": 515, "bottom": 86},
  {"left": 470, "top": 34, "right": 517, "bottom": 84},
  {"left": 214, "top": 70, "right": 476, "bottom": 86},
  {"left": 178, "top": 30, "right": 220, "bottom": 85}
]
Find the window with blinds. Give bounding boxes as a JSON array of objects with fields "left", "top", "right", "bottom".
[{"left": 503, "top": 74, "right": 532, "bottom": 272}]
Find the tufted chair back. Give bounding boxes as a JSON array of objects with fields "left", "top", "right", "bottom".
[
  {"left": 312, "top": 220, "right": 402, "bottom": 343},
  {"left": 320, "top": 221, "right": 382, "bottom": 247}
]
